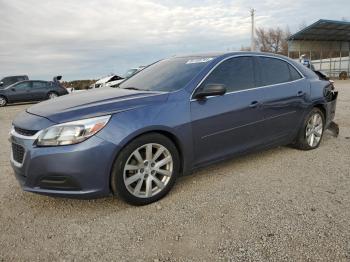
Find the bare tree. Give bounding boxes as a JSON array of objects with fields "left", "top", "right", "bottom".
[
  {"left": 254, "top": 26, "right": 291, "bottom": 56},
  {"left": 281, "top": 26, "right": 291, "bottom": 55}
]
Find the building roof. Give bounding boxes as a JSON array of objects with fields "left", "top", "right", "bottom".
[{"left": 288, "top": 19, "right": 350, "bottom": 42}]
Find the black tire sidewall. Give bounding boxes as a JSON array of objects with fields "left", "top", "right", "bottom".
[{"left": 111, "top": 133, "right": 180, "bottom": 205}]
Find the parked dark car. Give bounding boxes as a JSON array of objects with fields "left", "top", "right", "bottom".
[
  {"left": 10, "top": 52, "right": 338, "bottom": 205},
  {"left": 0, "top": 78, "right": 68, "bottom": 106},
  {"left": 0, "top": 75, "right": 29, "bottom": 88}
]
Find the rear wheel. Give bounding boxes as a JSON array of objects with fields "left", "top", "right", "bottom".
[
  {"left": 0, "top": 96, "right": 7, "bottom": 107},
  {"left": 111, "top": 133, "right": 180, "bottom": 205},
  {"left": 295, "top": 108, "right": 325, "bottom": 150},
  {"left": 47, "top": 92, "right": 58, "bottom": 99}
]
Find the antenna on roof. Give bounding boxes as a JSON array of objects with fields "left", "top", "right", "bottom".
[{"left": 250, "top": 8, "right": 255, "bottom": 52}]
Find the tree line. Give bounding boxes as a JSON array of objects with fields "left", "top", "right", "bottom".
[{"left": 241, "top": 26, "right": 291, "bottom": 56}]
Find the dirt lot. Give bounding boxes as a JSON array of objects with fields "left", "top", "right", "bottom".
[{"left": 0, "top": 81, "right": 349, "bottom": 261}]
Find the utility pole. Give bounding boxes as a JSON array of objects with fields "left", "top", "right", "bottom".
[{"left": 250, "top": 8, "right": 255, "bottom": 52}]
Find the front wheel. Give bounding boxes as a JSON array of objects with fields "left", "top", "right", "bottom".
[
  {"left": 295, "top": 108, "right": 325, "bottom": 150},
  {"left": 111, "top": 133, "right": 180, "bottom": 205},
  {"left": 0, "top": 96, "right": 7, "bottom": 107}
]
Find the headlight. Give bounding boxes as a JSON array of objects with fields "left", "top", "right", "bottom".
[{"left": 36, "top": 115, "right": 111, "bottom": 146}]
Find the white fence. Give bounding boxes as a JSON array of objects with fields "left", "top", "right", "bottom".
[{"left": 311, "top": 56, "right": 350, "bottom": 77}]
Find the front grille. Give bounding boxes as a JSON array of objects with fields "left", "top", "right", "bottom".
[
  {"left": 12, "top": 143, "right": 25, "bottom": 164},
  {"left": 14, "top": 126, "right": 38, "bottom": 136}
]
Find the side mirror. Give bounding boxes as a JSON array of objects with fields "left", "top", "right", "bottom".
[
  {"left": 194, "top": 84, "right": 226, "bottom": 99},
  {"left": 11, "top": 88, "right": 16, "bottom": 91}
]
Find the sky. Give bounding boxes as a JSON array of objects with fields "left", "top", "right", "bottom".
[{"left": 0, "top": 0, "right": 349, "bottom": 81}]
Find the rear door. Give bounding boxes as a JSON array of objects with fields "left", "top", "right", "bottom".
[
  {"left": 190, "top": 56, "right": 269, "bottom": 166},
  {"left": 31, "top": 81, "right": 49, "bottom": 100},
  {"left": 255, "top": 56, "right": 309, "bottom": 142}
]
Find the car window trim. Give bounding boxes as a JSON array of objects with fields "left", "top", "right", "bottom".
[
  {"left": 14, "top": 81, "right": 32, "bottom": 90},
  {"left": 190, "top": 54, "right": 305, "bottom": 101}
]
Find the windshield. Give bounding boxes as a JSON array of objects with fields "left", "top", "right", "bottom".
[
  {"left": 119, "top": 57, "right": 214, "bottom": 92},
  {"left": 123, "top": 69, "right": 138, "bottom": 79}
]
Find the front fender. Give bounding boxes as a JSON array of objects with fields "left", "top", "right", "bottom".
[{"left": 96, "top": 98, "right": 194, "bottom": 176}]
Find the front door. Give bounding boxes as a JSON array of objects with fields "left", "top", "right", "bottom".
[
  {"left": 190, "top": 56, "right": 268, "bottom": 166},
  {"left": 9, "top": 82, "right": 32, "bottom": 103}
]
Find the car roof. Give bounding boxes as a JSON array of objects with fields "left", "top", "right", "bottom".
[
  {"left": 173, "top": 51, "right": 291, "bottom": 60},
  {"left": 0, "top": 75, "right": 28, "bottom": 81},
  {"left": 5, "top": 80, "right": 48, "bottom": 87},
  {"left": 171, "top": 51, "right": 318, "bottom": 80},
  {"left": 1, "top": 75, "right": 28, "bottom": 78}
]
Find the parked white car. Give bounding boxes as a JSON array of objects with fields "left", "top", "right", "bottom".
[
  {"left": 69, "top": 67, "right": 146, "bottom": 93},
  {"left": 95, "top": 75, "right": 124, "bottom": 88},
  {"left": 105, "top": 67, "right": 146, "bottom": 87}
]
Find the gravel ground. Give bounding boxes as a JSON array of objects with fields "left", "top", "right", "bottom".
[{"left": 0, "top": 80, "right": 349, "bottom": 261}]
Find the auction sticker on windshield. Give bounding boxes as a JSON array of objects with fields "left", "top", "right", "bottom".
[{"left": 186, "top": 58, "right": 214, "bottom": 64}]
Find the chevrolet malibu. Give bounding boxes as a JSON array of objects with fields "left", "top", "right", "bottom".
[{"left": 10, "top": 52, "right": 338, "bottom": 205}]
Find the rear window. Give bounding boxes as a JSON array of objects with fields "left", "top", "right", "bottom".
[
  {"left": 258, "top": 57, "right": 291, "bottom": 86},
  {"left": 289, "top": 65, "right": 302, "bottom": 81}
]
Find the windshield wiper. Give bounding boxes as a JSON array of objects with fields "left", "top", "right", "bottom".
[
  {"left": 123, "top": 87, "right": 150, "bottom": 91},
  {"left": 123, "top": 87, "right": 141, "bottom": 90}
]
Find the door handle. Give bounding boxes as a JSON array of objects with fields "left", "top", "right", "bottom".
[
  {"left": 249, "top": 101, "right": 259, "bottom": 108},
  {"left": 297, "top": 91, "right": 304, "bottom": 97}
]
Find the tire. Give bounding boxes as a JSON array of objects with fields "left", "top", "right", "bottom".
[
  {"left": 47, "top": 92, "right": 58, "bottom": 99},
  {"left": 295, "top": 108, "right": 325, "bottom": 150},
  {"left": 339, "top": 71, "right": 348, "bottom": 80},
  {"left": 0, "top": 96, "right": 7, "bottom": 107},
  {"left": 111, "top": 133, "right": 180, "bottom": 205}
]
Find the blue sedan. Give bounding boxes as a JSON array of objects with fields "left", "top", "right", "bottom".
[{"left": 10, "top": 52, "right": 338, "bottom": 205}]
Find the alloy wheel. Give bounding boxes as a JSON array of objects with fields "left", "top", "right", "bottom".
[
  {"left": 305, "top": 113, "right": 323, "bottom": 147},
  {"left": 0, "top": 96, "right": 6, "bottom": 106},
  {"left": 123, "top": 143, "right": 173, "bottom": 198},
  {"left": 0, "top": 97, "right": 6, "bottom": 106}
]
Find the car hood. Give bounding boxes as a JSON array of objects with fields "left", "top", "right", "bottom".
[{"left": 26, "top": 88, "right": 169, "bottom": 123}]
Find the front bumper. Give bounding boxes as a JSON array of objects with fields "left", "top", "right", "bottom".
[{"left": 10, "top": 129, "right": 119, "bottom": 199}]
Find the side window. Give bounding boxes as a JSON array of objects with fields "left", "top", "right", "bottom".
[
  {"left": 201, "top": 56, "right": 255, "bottom": 92},
  {"left": 258, "top": 57, "right": 291, "bottom": 86},
  {"left": 32, "top": 81, "right": 47, "bottom": 89},
  {"left": 14, "top": 82, "right": 31, "bottom": 90},
  {"left": 289, "top": 65, "right": 302, "bottom": 81}
]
